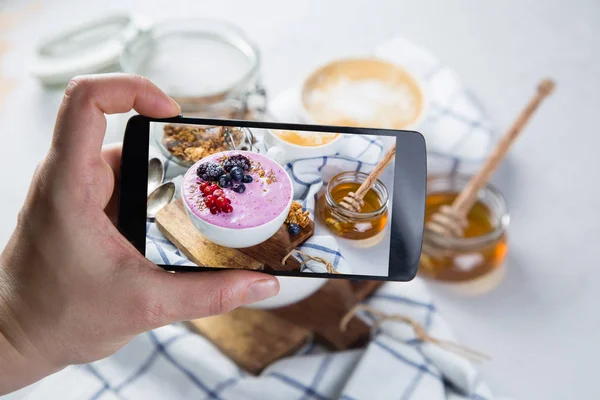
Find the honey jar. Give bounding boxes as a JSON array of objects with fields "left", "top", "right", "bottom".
[
  {"left": 317, "top": 172, "right": 389, "bottom": 242},
  {"left": 420, "top": 174, "right": 509, "bottom": 293}
]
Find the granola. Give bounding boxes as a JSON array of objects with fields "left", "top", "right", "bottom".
[
  {"left": 162, "top": 124, "right": 244, "bottom": 164},
  {"left": 285, "top": 201, "right": 311, "bottom": 228}
]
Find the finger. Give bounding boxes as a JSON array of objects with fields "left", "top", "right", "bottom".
[
  {"left": 52, "top": 73, "right": 180, "bottom": 161},
  {"left": 134, "top": 270, "right": 280, "bottom": 329},
  {"left": 101, "top": 143, "right": 122, "bottom": 224}
]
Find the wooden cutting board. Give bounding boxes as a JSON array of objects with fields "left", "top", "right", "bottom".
[
  {"left": 155, "top": 199, "right": 314, "bottom": 271},
  {"left": 271, "top": 280, "right": 375, "bottom": 350},
  {"left": 187, "top": 280, "right": 383, "bottom": 374},
  {"left": 186, "top": 308, "right": 312, "bottom": 375}
]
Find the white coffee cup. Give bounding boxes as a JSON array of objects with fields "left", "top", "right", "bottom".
[{"left": 264, "top": 129, "right": 343, "bottom": 165}]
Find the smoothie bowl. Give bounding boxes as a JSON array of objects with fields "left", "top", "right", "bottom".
[{"left": 182, "top": 151, "right": 293, "bottom": 248}]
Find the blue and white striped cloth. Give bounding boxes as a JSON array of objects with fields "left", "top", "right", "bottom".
[{"left": 5, "top": 36, "right": 510, "bottom": 400}]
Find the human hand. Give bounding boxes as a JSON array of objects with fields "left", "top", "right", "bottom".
[{"left": 0, "top": 74, "right": 279, "bottom": 394}]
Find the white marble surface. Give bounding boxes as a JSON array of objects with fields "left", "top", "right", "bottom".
[{"left": 1, "top": 0, "right": 599, "bottom": 399}]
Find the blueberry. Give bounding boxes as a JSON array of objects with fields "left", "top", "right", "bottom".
[
  {"left": 288, "top": 223, "right": 301, "bottom": 236},
  {"left": 230, "top": 167, "right": 244, "bottom": 182},
  {"left": 232, "top": 183, "right": 246, "bottom": 193},
  {"left": 218, "top": 174, "right": 232, "bottom": 188},
  {"left": 242, "top": 174, "right": 253, "bottom": 183}
]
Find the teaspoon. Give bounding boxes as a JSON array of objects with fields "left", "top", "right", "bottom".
[
  {"left": 148, "top": 157, "right": 165, "bottom": 195},
  {"left": 147, "top": 181, "right": 175, "bottom": 220}
]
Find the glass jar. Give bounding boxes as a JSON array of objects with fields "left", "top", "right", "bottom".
[
  {"left": 419, "top": 174, "right": 510, "bottom": 293},
  {"left": 317, "top": 172, "right": 389, "bottom": 243},
  {"left": 120, "top": 19, "right": 267, "bottom": 119},
  {"left": 150, "top": 122, "right": 256, "bottom": 168}
]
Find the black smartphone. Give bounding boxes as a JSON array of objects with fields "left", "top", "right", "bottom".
[{"left": 119, "top": 116, "right": 426, "bottom": 281}]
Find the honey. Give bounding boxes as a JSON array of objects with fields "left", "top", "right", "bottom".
[
  {"left": 274, "top": 130, "right": 339, "bottom": 147},
  {"left": 426, "top": 193, "right": 497, "bottom": 238},
  {"left": 419, "top": 176, "right": 509, "bottom": 285},
  {"left": 317, "top": 172, "right": 388, "bottom": 241}
]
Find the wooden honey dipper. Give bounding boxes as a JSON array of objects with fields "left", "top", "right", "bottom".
[
  {"left": 339, "top": 143, "right": 397, "bottom": 213},
  {"left": 423, "top": 79, "right": 555, "bottom": 250}
]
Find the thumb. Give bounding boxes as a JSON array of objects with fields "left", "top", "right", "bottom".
[
  {"left": 53, "top": 73, "right": 180, "bottom": 163},
  {"left": 137, "top": 269, "right": 280, "bottom": 328}
]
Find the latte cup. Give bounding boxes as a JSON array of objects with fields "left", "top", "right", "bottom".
[
  {"left": 264, "top": 129, "right": 343, "bottom": 165},
  {"left": 298, "top": 58, "right": 427, "bottom": 131}
]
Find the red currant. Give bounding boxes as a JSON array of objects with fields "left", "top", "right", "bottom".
[
  {"left": 223, "top": 204, "right": 233, "bottom": 213},
  {"left": 224, "top": 197, "right": 231, "bottom": 205},
  {"left": 200, "top": 182, "right": 210, "bottom": 192},
  {"left": 202, "top": 186, "right": 212, "bottom": 196},
  {"left": 209, "top": 184, "right": 219, "bottom": 193},
  {"left": 205, "top": 195, "right": 216, "bottom": 207},
  {"left": 213, "top": 189, "right": 224, "bottom": 198},
  {"left": 216, "top": 196, "right": 227, "bottom": 209},
  {"left": 210, "top": 206, "right": 219, "bottom": 215}
]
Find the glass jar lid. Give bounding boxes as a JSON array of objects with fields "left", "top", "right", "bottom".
[{"left": 32, "top": 14, "right": 152, "bottom": 86}]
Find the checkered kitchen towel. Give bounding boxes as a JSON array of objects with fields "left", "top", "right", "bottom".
[
  {"left": 5, "top": 36, "right": 509, "bottom": 400},
  {"left": 6, "top": 281, "right": 504, "bottom": 400}
]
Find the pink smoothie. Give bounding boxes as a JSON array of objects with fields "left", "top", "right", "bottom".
[{"left": 182, "top": 151, "right": 293, "bottom": 229}]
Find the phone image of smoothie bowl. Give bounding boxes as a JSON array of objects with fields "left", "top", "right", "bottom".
[
  {"left": 181, "top": 151, "right": 293, "bottom": 248},
  {"left": 134, "top": 118, "right": 426, "bottom": 282}
]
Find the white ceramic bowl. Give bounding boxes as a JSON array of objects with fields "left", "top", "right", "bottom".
[
  {"left": 181, "top": 152, "right": 293, "bottom": 248},
  {"left": 245, "top": 276, "right": 327, "bottom": 309}
]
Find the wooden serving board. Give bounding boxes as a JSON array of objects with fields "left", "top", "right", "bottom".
[
  {"left": 271, "top": 280, "right": 375, "bottom": 350},
  {"left": 186, "top": 308, "right": 312, "bottom": 375},
  {"left": 155, "top": 199, "right": 314, "bottom": 271},
  {"left": 187, "top": 280, "right": 383, "bottom": 373}
]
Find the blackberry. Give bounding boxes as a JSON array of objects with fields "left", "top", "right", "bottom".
[
  {"left": 197, "top": 162, "right": 224, "bottom": 181},
  {"left": 223, "top": 154, "right": 251, "bottom": 172},
  {"left": 230, "top": 166, "right": 244, "bottom": 182},
  {"left": 232, "top": 183, "right": 246, "bottom": 193}
]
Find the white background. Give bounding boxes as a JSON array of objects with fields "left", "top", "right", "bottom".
[{"left": 1, "top": 0, "right": 599, "bottom": 399}]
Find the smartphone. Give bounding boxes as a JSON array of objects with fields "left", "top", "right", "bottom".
[{"left": 119, "top": 116, "right": 426, "bottom": 281}]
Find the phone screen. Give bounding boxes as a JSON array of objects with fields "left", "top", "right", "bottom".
[{"left": 139, "top": 119, "right": 425, "bottom": 280}]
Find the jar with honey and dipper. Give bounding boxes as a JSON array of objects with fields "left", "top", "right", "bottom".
[
  {"left": 419, "top": 175, "right": 509, "bottom": 292},
  {"left": 317, "top": 171, "right": 390, "bottom": 244},
  {"left": 420, "top": 79, "right": 555, "bottom": 294},
  {"left": 317, "top": 144, "right": 396, "bottom": 246}
]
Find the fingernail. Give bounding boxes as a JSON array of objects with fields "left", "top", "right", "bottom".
[
  {"left": 246, "top": 278, "right": 279, "bottom": 303},
  {"left": 169, "top": 97, "right": 181, "bottom": 113}
]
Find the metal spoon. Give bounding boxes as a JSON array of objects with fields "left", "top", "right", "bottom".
[
  {"left": 148, "top": 157, "right": 164, "bottom": 195},
  {"left": 147, "top": 181, "right": 175, "bottom": 220}
]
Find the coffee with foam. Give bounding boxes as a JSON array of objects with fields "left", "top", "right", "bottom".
[
  {"left": 302, "top": 59, "right": 424, "bottom": 129},
  {"left": 274, "top": 130, "right": 339, "bottom": 147}
]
